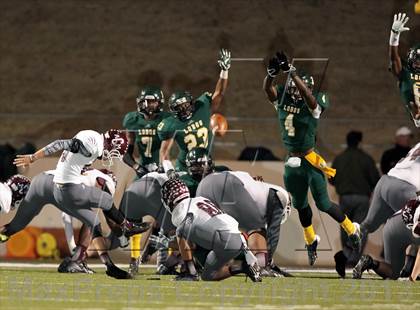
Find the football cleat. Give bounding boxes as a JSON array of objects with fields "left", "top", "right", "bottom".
[
  {"left": 352, "top": 255, "right": 374, "bottom": 279},
  {"left": 305, "top": 235, "right": 320, "bottom": 266},
  {"left": 157, "top": 264, "right": 179, "bottom": 275},
  {"left": 65, "top": 261, "right": 92, "bottom": 274},
  {"left": 260, "top": 266, "right": 284, "bottom": 277},
  {"left": 122, "top": 221, "right": 151, "bottom": 238},
  {"left": 57, "top": 257, "right": 72, "bottom": 273},
  {"left": 243, "top": 263, "right": 262, "bottom": 282},
  {"left": 270, "top": 264, "right": 294, "bottom": 277},
  {"left": 174, "top": 272, "right": 199, "bottom": 281},
  {"left": 80, "top": 261, "right": 95, "bottom": 274},
  {"left": 128, "top": 258, "right": 140, "bottom": 276},
  {"left": 106, "top": 264, "right": 132, "bottom": 279},
  {"left": 334, "top": 250, "right": 347, "bottom": 278},
  {"left": 348, "top": 223, "right": 362, "bottom": 252}
]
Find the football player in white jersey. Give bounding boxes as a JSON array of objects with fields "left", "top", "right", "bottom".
[
  {"left": 353, "top": 198, "right": 420, "bottom": 280},
  {"left": 0, "top": 175, "right": 31, "bottom": 216},
  {"left": 57, "top": 167, "right": 120, "bottom": 274},
  {"left": 358, "top": 142, "right": 420, "bottom": 237},
  {"left": 4, "top": 129, "right": 150, "bottom": 279},
  {"left": 161, "top": 178, "right": 262, "bottom": 282},
  {"left": 196, "top": 169, "right": 291, "bottom": 276}
]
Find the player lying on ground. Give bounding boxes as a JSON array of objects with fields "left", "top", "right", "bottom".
[
  {"left": 263, "top": 51, "right": 361, "bottom": 268},
  {"left": 161, "top": 178, "right": 262, "bottom": 282},
  {"left": 0, "top": 175, "right": 31, "bottom": 216},
  {"left": 158, "top": 49, "right": 230, "bottom": 172},
  {"left": 1, "top": 129, "right": 149, "bottom": 279},
  {"left": 353, "top": 198, "right": 420, "bottom": 280},
  {"left": 388, "top": 12, "right": 420, "bottom": 127},
  {"left": 58, "top": 167, "right": 124, "bottom": 274}
]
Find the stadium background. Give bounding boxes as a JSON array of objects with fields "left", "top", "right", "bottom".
[{"left": 0, "top": 0, "right": 419, "bottom": 265}]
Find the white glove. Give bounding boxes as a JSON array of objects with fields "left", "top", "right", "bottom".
[
  {"left": 389, "top": 13, "right": 410, "bottom": 46},
  {"left": 218, "top": 49, "right": 231, "bottom": 71}
]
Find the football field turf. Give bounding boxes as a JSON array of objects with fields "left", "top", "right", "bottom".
[{"left": 0, "top": 266, "right": 419, "bottom": 309}]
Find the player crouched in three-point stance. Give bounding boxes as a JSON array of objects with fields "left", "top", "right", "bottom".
[
  {"left": 388, "top": 12, "right": 420, "bottom": 127},
  {"left": 0, "top": 175, "right": 31, "bottom": 217},
  {"left": 0, "top": 129, "right": 150, "bottom": 279},
  {"left": 161, "top": 178, "right": 262, "bottom": 282},
  {"left": 353, "top": 198, "right": 420, "bottom": 281},
  {"left": 263, "top": 51, "right": 361, "bottom": 268}
]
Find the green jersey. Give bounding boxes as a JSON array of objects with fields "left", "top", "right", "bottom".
[
  {"left": 123, "top": 111, "right": 172, "bottom": 166},
  {"left": 157, "top": 92, "right": 213, "bottom": 171},
  {"left": 399, "top": 65, "right": 420, "bottom": 118},
  {"left": 275, "top": 85, "right": 329, "bottom": 153}
]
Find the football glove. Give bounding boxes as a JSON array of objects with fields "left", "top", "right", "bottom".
[
  {"left": 276, "top": 51, "right": 296, "bottom": 73},
  {"left": 218, "top": 48, "right": 231, "bottom": 71},
  {"left": 391, "top": 12, "right": 410, "bottom": 34},
  {"left": 149, "top": 233, "right": 175, "bottom": 250},
  {"left": 267, "top": 57, "right": 280, "bottom": 77}
]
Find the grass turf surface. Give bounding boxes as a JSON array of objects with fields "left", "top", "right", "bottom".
[{"left": 0, "top": 267, "right": 419, "bottom": 309}]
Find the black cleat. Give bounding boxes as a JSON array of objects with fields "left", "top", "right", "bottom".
[
  {"left": 353, "top": 254, "right": 373, "bottom": 279},
  {"left": 57, "top": 257, "right": 72, "bottom": 273},
  {"left": 106, "top": 264, "right": 132, "bottom": 279},
  {"left": 128, "top": 258, "right": 140, "bottom": 276},
  {"left": 123, "top": 221, "right": 151, "bottom": 238},
  {"left": 334, "top": 250, "right": 347, "bottom": 278},
  {"left": 260, "top": 266, "right": 283, "bottom": 277},
  {"left": 65, "top": 261, "right": 92, "bottom": 274},
  {"left": 348, "top": 223, "right": 362, "bottom": 252},
  {"left": 243, "top": 263, "right": 262, "bottom": 282},
  {"left": 174, "top": 272, "right": 199, "bottom": 281},
  {"left": 270, "top": 264, "right": 294, "bottom": 277},
  {"left": 305, "top": 235, "right": 320, "bottom": 266},
  {"left": 80, "top": 261, "right": 95, "bottom": 274}
]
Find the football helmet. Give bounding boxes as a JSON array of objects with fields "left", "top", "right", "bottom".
[
  {"left": 168, "top": 91, "right": 194, "bottom": 121},
  {"left": 161, "top": 178, "right": 190, "bottom": 212},
  {"left": 185, "top": 147, "right": 214, "bottom": 181},
  {"left": 5, "top": 174, "right": 31, "bottom": 210},
  {"left": 402, "top": 199, "right": 420, "bottom": 229},
  {"left": 407, "top": 44, "right": 420, "bottom": 74},
  {"left": 102, "top": 129, "right": 129, "bottom": 166},
  {"left": 286, "top": 72, "right": 315, "bottom": 102},
  {"left": 136, "top": 86, "right": 164, "bottom": 116}
]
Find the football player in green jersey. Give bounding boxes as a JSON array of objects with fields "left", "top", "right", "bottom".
[
  {"left": 180, "top": 147, "right": 230, "bottom": 196},
  {"left": 122, "top": 86, "right": 171, "bottom": 178},
  {"left": 263, "top": 51, "right": 361, "bottom": 268},
  {"left": 157, "top": 49, "right": 231, "bottom": 172},
  {"left": 388, "top": 12, "right": 420, "bottom": 127}
]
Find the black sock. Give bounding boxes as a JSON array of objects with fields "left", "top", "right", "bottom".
[
  {"left": 371, "top": 259, "right": 379, "bottom": 270},
  {"left": 103, "top": 206, "right": 125, "bottom": 225},
  {"left": 325, "top": 202, "right": 346, "bottom": 223},
  {"left": 99, "top": 253, "right": 114, "bottom": 268},
  {"left": 298, "top": 206, "right": 313, "bottom": 227}
]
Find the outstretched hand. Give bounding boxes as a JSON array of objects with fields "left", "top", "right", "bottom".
[
  {"left": 13, "top": 154, "right": 33, "bottom": 168},
  {"left": 391, "top": 12, "right": 410, "bottom": 34},
  {"left": 218, "top": 48, "right": 231, "bottom": 71}
]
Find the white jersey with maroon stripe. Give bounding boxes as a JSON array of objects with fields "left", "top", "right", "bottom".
[
  {"left": 224, "top": 171, "right": 290, "bottom": 214},
  {"left": 171, "top": 196, "right": 240, "bottom": 233},
  {"left": 388, "top": 142, "right": 420, "bottom": 190},
  {"left": 0, "top": 182, "right": 12, "bottom": 214},
  {"left": 53, "top": 130, "right": 104, "bottom": 184}
]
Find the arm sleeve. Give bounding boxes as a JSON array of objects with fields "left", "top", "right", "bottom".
[
  {"left": 316, "top": 92, "right": 329, "bottom": 111},
  {"left": 43, "top": 138, "right": 91, "bottom": 157},
  {"left": 195, "top": 92, "right": 212, "bottom": 109}
]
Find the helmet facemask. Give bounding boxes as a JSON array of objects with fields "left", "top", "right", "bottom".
[
  {"left": 137, "top": 96, "right": 162, "bottom": 116},
  {"left": 187, "top": 157, "right": 214, "bottom": 181},
  {"left": 102, "top": 130, "right": 128, "bottom": 167},
  {"left": 408, "top": 46, "right": 420, "bottom": 74},
  {"left": 286, "top": 74, "right": 315, "bottom": 102}
]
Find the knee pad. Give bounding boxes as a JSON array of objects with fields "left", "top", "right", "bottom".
[{"left": 92, "top": 224, "right": 103, "bottom": 239}]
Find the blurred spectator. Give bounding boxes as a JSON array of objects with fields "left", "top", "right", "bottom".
[
  {"left": 238, "top": 146, "right": 279, "bottom": 161},
  {"left": 0, "top": 143, "right": 17, "bottom": 182},
  {"left": 380, "top": 126, "right": 413, "bottom": 174},
  {"left": 330, "top": 131, "right": 380, "bottom": 268}
]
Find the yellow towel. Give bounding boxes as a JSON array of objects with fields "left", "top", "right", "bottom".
[{"left": 304, "top": 151, "right": 336, "bottom": 178}]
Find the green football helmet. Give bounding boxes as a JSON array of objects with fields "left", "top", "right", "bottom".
[
  {"left": 286, "top": 72, "right": 315, "bottom": 102},
  {"left": 136, "top": 86, "right": 164, "bottom": 116},
  {"left": 185, "top": 147, "right": 214, "bottom": 181},
  {"left": 168, "top": 91, "right": 194, "bottom": 121},
  {"left": 407, "top": 44, "right": 420, "bottom": 74}
]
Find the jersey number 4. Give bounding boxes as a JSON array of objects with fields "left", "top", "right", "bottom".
[
  {"left": 184, "top": 127, "right": 208, "bottom": 151},
  {"left": 284, "top": 114, "right": 295, "bottom": 137}
]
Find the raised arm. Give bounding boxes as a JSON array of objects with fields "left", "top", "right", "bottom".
[
  {"left": 211, "top": 49, "right": 231, "bottom": 112},
  {"left": 389, "top": 13, "right": 410, "bottom": 78},
  {"left": 13, "top": 138, "right": 91, "bottom": 168}
]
